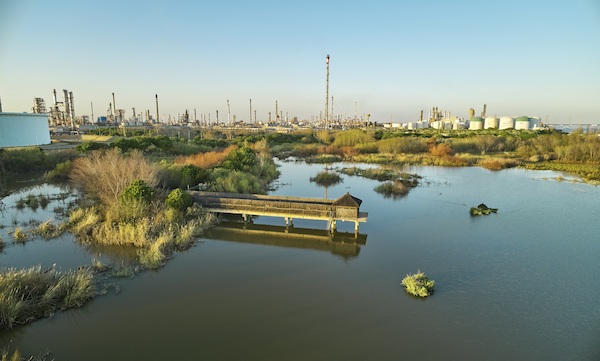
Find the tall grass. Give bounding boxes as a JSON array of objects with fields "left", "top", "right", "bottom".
[
  {"left": 175, "top": 145, "right": 236, "bottom": 168},
  {"left": 0, "top": 266, "right": 94, "bottom": 330}
]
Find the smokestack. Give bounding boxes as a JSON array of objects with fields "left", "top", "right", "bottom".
[
  {"left": 227, "top": 100, "right": 230, "bottom": 125},
  {"left": 52, "top": 89, "right": 58, "bottom": 106},
  {"left": 155, "top": 94, "right": 159, "bottom": 123},
  {"left": 325, "top": 54, "right": 330, "bottom": 129},
  {"left": 69, "top": 91, "right": 75, "bottom": 129},
  {"left": 63, "top": 90, "right": 70, "bottom": 118},
  {"left": 0, "top": 96, "right": 2, "bottom": 112}
]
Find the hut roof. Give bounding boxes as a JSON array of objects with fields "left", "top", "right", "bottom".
[{"left": 333, "top": 192, "right": 362, "bottom": 207}]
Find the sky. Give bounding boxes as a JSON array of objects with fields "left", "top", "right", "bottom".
[{"left": 1, "top": 0, "right": 599, "bottom": 124}]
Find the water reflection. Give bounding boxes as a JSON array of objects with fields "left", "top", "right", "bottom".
[{"left": 206, "top": 221, "right": 367, "bottom": 260}]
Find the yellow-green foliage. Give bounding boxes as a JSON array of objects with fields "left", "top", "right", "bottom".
[
  {"left": 401, "top": 271, "right": 435, "bottom": 298},
  {"left": 477, "top": 157, "right": 519, "bottom": 170},
  {"left": 332, "top": 129, "right": 375, "bottom": 147},
  {"left": 138, "top": 231, "right": 172, "bottom": 269},
  {"left": 0, "top": 266, "right": 94, "bottom": 330},
  {"left": 12, "top": 228, "right": 27, "bottom": 243},
  {"left": 377, "top": 137, "right": 428, "bottom": 154},
  {"left": 92, "top": 220, "right": 152, "bottom": 247},
  {"left": 35, "top": 219, "right": 63, "bottom": 239},
  {"left": 68, "top": 207, "right": 101, "bottom": 238}
]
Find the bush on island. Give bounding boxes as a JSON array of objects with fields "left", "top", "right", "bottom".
[{"left": 401, "top": 271, "right": 435, "bottom": 298}]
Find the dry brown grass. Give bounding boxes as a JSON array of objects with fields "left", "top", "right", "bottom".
[
  {"left": 429, "top": 143, "right": 454, "bottom": 157},
  {"left": 175, "top": 145, "right": 236, "bottom": 168},
  {"left": 477, "top": 157, "right": 519, "bottom": 170},
  {"left": 70, "top": 149, "right": 158, "bottom": 207}
]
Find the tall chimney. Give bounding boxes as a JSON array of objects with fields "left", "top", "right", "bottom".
[
  {"left": 69, "top": 91, "right": 75, "bottom": 129},
  {"left": 155, "top": 94, "right": 159, "bottom": 123}
]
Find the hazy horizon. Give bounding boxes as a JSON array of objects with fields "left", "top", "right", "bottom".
[{"left": 1, "top": 0, "right": 599, "bottom": 124}]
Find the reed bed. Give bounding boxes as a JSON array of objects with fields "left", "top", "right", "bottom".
[{"left": 0, "top": 266, "right": 95, "bottom": 330}]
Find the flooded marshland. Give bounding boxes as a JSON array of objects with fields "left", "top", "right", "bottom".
[{"left": 1, "top": 162, "right": 599, "bottom": 360}]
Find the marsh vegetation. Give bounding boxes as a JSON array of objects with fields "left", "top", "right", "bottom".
[{"left": 401, "top": 271, "right": 435, "bottom": 298}]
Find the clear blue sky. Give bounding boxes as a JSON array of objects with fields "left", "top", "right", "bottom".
[{"left": 1, "top": 0, "right": 599, "bottom": 124}]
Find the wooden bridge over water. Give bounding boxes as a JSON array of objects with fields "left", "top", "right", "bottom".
[{"left": 188, "top": 191, "right": 368, "bottom": 232}]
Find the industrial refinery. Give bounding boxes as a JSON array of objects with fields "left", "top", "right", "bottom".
[{"left": 0, "top": 55, "right": 547, "bottom": 149}]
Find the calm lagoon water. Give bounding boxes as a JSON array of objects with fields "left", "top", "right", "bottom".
[{"left": 1, "top": 162, "right": 599, "bottom": 360}]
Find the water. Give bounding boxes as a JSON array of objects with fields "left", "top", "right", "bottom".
[{"left": 1, "top": 163, "right": 599, "bottom": 360}]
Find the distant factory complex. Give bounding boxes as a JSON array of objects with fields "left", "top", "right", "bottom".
[
  {"left": 0, "top": 55, "right": 549, "bottom": 149},
  {"left": 0, "top": 90, "right": 547, "bottom": 149}
]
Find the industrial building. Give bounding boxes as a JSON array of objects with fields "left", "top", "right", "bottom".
[{"left": 0, "top": 112, "right": 51, "bottom": 148}]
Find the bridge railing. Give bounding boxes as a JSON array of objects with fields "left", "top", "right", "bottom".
[{"left": 197, "top": 198, "right": 335, "bottom": 218}]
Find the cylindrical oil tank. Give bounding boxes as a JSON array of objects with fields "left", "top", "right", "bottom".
[
  {"left": 515, "top": 116, "right": 530, "bottom": 130},
  {"left": 0, "top": 112, "right": 51, "bottom": 147},
  {"left": 484, "top": 116, "right": 499, "bottom": 129},
  {"left": 499, "top": 116, "right": 515, "bottom": 130},
  {"left": 469, "top": 116, "right": 484, "bottom": 130},
  {"left": 530, "top": 117, "right": 541, "bottom": 129}
]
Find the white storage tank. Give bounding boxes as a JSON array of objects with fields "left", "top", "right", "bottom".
[
  {"left": 0, "top": 112, "right": 51, "bottom": 148},
  {"left": 484, "top": 117, "right": 499, "bottom": 129},
  {"left": 469, "top": 116, "right": 484, "bottom": 130},
  {"left": 499, "top": 116, "right": 515, "bottom": 130},
  {"left": 453, "top": 120, "right": 466, "bottom": 130},
  {"left": 515, "top": 116, "right": 530, "bottom": 130},
  {"left": 530, "top": 117, "right": 542, "bottom": 129}
]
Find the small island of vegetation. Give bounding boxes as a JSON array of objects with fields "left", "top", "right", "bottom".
[{"left": 401, "top": 271, "right": 435, "bottom": 298}]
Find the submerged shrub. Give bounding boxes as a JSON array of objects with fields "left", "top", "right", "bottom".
[
  {"left": 401, "top": 271, "right": 435, "bottom": 298},
  {"left": 374, "top": 181, "right": 408, "bottom": 196},
  {"left": 309, "top": 171, "right": 343, "bottom": 187},
  {"left": 12, "top": 228, "right": 27, "bottom": 243}
]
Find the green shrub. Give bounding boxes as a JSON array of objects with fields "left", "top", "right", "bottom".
[
  {"left": 166, "top": 189, "right": 193, "bottom": 211},
  {"left": 222, "top": 146, "right": 256, "bottom": 172},
  {"left": 119, "top": 179, "right": 155, "bottom": 205},
  {"left": 75, "top": 142, "right": 109, "bottom": 153},
  {"left": 401, "top": 271, "right": 435, "bottom": 298}
]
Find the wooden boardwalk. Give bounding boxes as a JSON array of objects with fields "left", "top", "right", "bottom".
[{"left": 188, "top": 191, "right": 368, "bottom": 232}]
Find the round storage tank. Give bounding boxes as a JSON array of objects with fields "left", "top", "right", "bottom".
[
  {"left": 530, "top": 117, "right": 541, "bottom": 129},
  {"left": 515, "top": 116, "right": 530, "bottom": 130},
  {"left": 499, "top": 116, "right": 514, "bottom": 130},
  {"left": 484, "top": 117, "right": 499, "bottom": 129},
  {"left": 469, "top": 116, "right": 484, "bottom": 130},
  {"left": 0, "top": 112, "right": 51, "bottom": 148}
]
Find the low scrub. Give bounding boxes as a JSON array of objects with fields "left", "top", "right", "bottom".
[
  {"left": 310, "top": 171, "right": 343, "bottom": 187},
  {"left": 0, "top": 266, "right": 94, "bottom": 330},
  {"left": 401, "top": 271, "right": 435, "bottom": 298}
]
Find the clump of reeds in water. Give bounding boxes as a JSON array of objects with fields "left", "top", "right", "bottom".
[
  {"left": 374, "top": 181, "right": 408, "bottom": 197},
  {"left": 0, "top": 265, "right": 95, "bottom": 330},
  {"left": 401, "top": 271, "right": 435, "bottom": 298}
]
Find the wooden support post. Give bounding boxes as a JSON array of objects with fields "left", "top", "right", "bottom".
[{"left": 330, "top": 220, "right": 337, "bottom": 233}]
